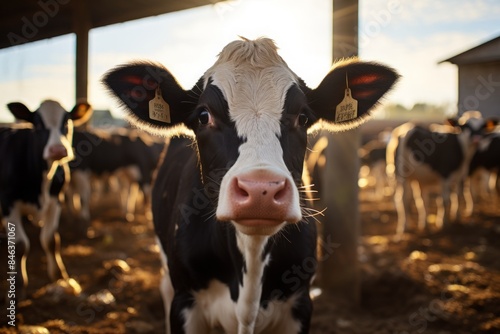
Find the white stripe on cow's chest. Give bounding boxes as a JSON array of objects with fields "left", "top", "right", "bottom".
[
  {"left": 235, "top": 233, "right": 268, "bottom": 334},
  {"left": 182, "top": 233, "right": 301, "bottom": 333}
]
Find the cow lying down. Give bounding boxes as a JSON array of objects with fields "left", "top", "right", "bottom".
[{"left": 103, "top": 37, "right": 398, "bottom": 334}]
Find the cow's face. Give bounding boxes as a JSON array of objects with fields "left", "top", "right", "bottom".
[
  {"left": 448, "top": 110, "right": 499, "bottom": 145},
  {"left": 7, "top": 100, "right": 92, "bottom": 164},
  {"left": 103, "top": 37, "right": 399, "bottom": 236}
]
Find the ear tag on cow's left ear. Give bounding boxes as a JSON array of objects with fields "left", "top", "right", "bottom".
[
  {"left": 335, "top": 73, "right": 358, "bottom": 123},
  {"left": 149, "top": 87, "right": 171, "bottom": 123}
]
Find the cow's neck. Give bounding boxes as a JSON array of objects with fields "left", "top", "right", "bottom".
[{"left": 235, "top": 232, "right": 269, "bottom": 334}]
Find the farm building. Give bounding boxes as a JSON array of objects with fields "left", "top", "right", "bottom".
[{"left": 441, "top": 35, "right": 500, "bottom": 118}]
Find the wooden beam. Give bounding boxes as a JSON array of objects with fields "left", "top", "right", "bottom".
[
  {"left": 73, "top": 0, "right": 90, "bottom": 102},
  {"left": 319, "top": 0, "right": 360, "bottom": 304}
]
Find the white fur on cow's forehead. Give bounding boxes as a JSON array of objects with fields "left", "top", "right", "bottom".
[
  {"left": 459, "top": 111, "right": 483, "bottom": 131},
  {"left": 203, "top": 38, "right": 298, "bottom": 139},
  {"left": 211, "top": 39, "right": 303, "bottom": 228},
  {"left": 459, "top": 110, "right": 482, "bottom": 124},
  {"left": 38, "top": 100, "right": 66, "bottom": 128}
]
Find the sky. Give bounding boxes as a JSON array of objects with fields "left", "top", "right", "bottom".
[{"left": 0, "top": 0, "right": 499, "bottom": 122}]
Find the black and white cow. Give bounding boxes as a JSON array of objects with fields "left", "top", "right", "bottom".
[
  {"left": 359, "top": 137, "right": 390, "bottom": 200},
  {"left": 68, "top": 128, "right": 164, "bottom": 223},
  {"left": 463, "top": 125, "right": 500, "bottom": 215},
  {"left": 0, "top": 100, "right": 90, "bottom": 301},
  {"left": 103, "top": 38, "right": 398, "bottom": 334},
  {"left": 388, "top": 111, "right": 497, "bottom": 236}
]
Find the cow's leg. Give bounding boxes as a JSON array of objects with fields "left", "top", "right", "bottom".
[
  {"left": 126, "top": 182, "right": 140, "bottom": 222},
  {"left": 182, "top": 306, "right": 211, "bottom": 334},
  {"left": 65, "top": 177, "right": 78, "bottom": 216},
  {"left": 72, "top": 170, "right": 92, "bottom": 223},
  {"left": 170, "top": 291, "right": 208, "bottom": 334},
  {"left": 91, "top": 175, "right": 104, "bottom": 204},
  {"left": 435, "top": 195, "right": 444, "bottom": 228},
  {"left": 117, "top": 166, "right": 141, "bottom": 222},
  {"left": 372, "top": 161, "right": 386, "bottom": 200},
  {"left": 142, "top": 183, "right": 153, "bottom": 221},
  {"left": 449, "top": 184, "right": 460, "bottom": 223},
  {"left": 479, "top": 169, "right": 492, "bottom": 199},
  {"left": 394, "top": 180, "right": 411, "bottom": 236},
  {"left": 3, "top": 204, "right": 30, "bottom": 300},
  {"left": 68, "top": 170, "right": 92, "bottom": 237},
  {"left": 410, "top": 180, "right": 427, "bottom": 232},
  {"left": 421, "top": 187, "right": 433, "bottom": 232},
  {"left": 157, "top": 239, "right": 174, "bottom": 334},
  {"left": 294, "top": 290, "right": 313, "bottom": 334},
  {"left": 462, "top": 175, "right": 474, "bottom": 217},
  {"left": 40, "top": 197, "right": 68, "bottom": 281},
  {"left": 483, "top": 170, "right": 499, "bottom": 205},
  {"left": 118, "top": 174, "right": 130, "bottom": 216},
  {"left": 437, "top": 181, "right": 452, "bottom": 230}
]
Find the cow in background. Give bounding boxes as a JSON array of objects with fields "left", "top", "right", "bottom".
[
  {"left": 104, "top": 37, "right": 398, "bottom": 333},
  {"left": 463, "top": 124, "right": 500, "bottom": 216},
  {"left": 68, "top": 128, "right": 164, "bottom": 225},
  {"left": 387, "top": 111, "right": 497, "bottom": 237},
  {"left": 359, "top": 132, "right": 391, "bottom": 200},
  {"left": 0, "top": 100, "right": 91, "bottom": 301}
]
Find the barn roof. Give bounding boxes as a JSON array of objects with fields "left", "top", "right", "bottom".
[
  {"left": 1, "top": 0, "right": 221, "bottom": 50},
  {"left": 440, "top": 34, "right": 500, "bottom": 65}
]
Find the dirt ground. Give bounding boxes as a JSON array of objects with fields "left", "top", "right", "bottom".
[{"left": 1, "top": 183, "right": 499, "bottom": 334}]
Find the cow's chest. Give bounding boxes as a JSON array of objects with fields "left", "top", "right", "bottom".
[
  {"left": 8, "top": 172, "right": 52, "bottom": 223},
  {"left": 182, "top": 279, "right": 302, "bottom": 334}
]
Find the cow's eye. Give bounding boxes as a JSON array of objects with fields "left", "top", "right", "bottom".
[
  {"left": 198, "top": 109, "right": 213, "bottom": 126},
  {"left": 297, "top": 113, "right": 308, "bottom": 127}
]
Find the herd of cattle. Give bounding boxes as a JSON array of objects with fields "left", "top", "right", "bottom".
[
  {"left": 0, "top": 100, "right": 165, "bottom": 301},
  {"left": 357, "top": 111, "right": 498, "bottom": 237},
  {"left": 0, "top": 38, "right": 497, "bottom": 333}
]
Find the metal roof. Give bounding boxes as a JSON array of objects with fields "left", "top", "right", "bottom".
[
  {"left": 440, "top": 35, "right": 500, "bottom": 65},
  {"left": 1, "top": 0, "right": 221, "bottom": 50}
]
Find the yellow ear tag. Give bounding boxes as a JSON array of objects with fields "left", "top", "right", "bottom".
[
  {"left": 335, "top": 73, "right": 358, "bottom": 123},
  {"left": 149, "top": 87, "right": 171, "bottom": 123}
]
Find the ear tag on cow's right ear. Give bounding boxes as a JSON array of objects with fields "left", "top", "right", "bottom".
[
  {"left": 149, "top": 87, "right": 171, "bottom": 123},
  {"left": 335, "top": 73, "right": 358, "bottom": 123}
]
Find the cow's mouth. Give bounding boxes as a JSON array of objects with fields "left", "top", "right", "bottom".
[{"left": 233, "top": 219, "right": 287, "bottom": 236}]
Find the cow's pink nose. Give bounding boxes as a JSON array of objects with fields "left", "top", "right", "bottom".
[
  {"left": 228, "top": 172, "right": 293, "bottom": 222},
  {"left": 48, "top": 144, "right": 68, "bottom": 160},
  {"left": 235, "top": 178, "right": 287, "bottom": 205}
]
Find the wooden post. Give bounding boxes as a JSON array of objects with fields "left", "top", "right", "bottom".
[
  {"left": 319, "top": 0, "right": 360, "bottom": 304},
  {"left": 73, "top": 1, "right": 90, "bottom": 101}
]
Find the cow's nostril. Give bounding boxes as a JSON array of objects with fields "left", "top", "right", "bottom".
[
  {"left": 274, "top": 185, "right": 288, "bottom": 202},
  {"left": 235, "top": 178, "right": 287, "bottom": 204},
  {"left": 235, "top": 179, "right": 250, "bottom": 198}
]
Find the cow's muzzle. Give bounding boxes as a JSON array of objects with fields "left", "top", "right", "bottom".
[
  {"left": 217, "top": 168, "right": 301, "bottom": 235},
  {"left": 47, "top": 144, "right": 68, "bottom": 161}
]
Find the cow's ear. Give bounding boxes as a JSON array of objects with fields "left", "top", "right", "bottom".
[
  {"left": 307, "top": 59, "right": 399, "bottom": 132},
  {"left": 7, "top": 102, "right": 34, "bottom": 123},
  {"left": 70, "top": 102, "right": 93, "bottom": 127},
  {"left": 102, "top": 62, "right": 196, "bottom": 136},
  {"left": 485, "top": 118, "right": 499, "bottom": 132}
]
